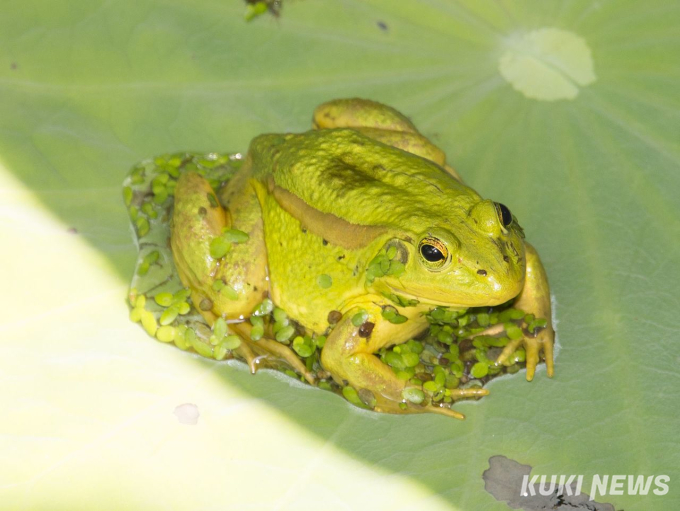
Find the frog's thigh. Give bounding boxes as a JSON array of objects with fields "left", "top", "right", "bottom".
[
  {"left": 171, "top": 172, "right": 265, "bottom": 321},
  {"left": 312, "top": 100, "right": 462, "bottom": 181},
  {"left": 312, "top": 98, "right": 418, "bottom": 132}
]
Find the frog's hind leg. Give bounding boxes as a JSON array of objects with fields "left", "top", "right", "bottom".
[
  {"left": 171, "top": 171, "right": 267, "bottom": 320},
  {"left": 312, "top": 98, "right": 462, "bottom": 181},
  {"left": 230, "top": 322, "right": 316, "bottom": 384}
]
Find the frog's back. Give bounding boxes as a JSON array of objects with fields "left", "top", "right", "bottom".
[{"left": 249, "top": 129, "right": 480, "bottom": 233}]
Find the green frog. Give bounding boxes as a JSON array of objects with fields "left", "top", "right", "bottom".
[{"left": 170, "top": 98, "right": 554, "bottom": 418}]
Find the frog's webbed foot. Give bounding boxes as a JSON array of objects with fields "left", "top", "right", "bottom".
[
  {"left": 495, "top": 327, "right": 554, "bottom": 381},
  {"left": 230, "top": 323, "right": 316, "bottom": 384}
]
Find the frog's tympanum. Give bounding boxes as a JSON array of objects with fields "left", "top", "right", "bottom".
[{"left": 127, "top": 99, "right": 554, "bottom": 419}]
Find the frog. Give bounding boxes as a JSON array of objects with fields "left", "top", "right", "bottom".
[{"left": 170, "top": 98, "right": 554, "bottom": 418}]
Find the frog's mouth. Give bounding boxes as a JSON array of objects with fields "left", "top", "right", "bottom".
[{"left": 385, "top": 277, "right": 521, "bottom": 309}]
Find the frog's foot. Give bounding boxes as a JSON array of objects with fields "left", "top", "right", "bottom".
[
  {"left": 355, "top": 364, "right": 488, "bottom": 419},
  {"left": 425, "top": 387, "right": 490, "bottom": 420},
  {"left": 231, "top": 323, "right": 316, "bottom": 384},
  {"left": 495, "top": 327, "right": 555, "bottom": 381}
]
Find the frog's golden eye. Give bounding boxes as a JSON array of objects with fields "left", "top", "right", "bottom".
[
  {"left": 495, "top": 202, "right": 513, "bottom": 229},
  {"left": 418, "top": 237, "right": 448, "bottom": 269}
]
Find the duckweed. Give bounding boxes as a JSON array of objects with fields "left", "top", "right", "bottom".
[
  {"left": 222, "top": 228, "right": 249, "bottom": 243},
  {"left": 209, "top": 237, "right": 231, "bottom": 259},
  {"left": 317, "top": 274, "right": 332, "bottom": 289},
  {"left": 253, "top": 298, "right": 274, "bottom": 316},
  {"left": 402, "top": 387, "right": 425, "bottom": 405},
  {"left": 156, "top": 326, "right": 176, "bottom": 343},
  {"left": 342, "top": 386, "right": 369, "bottom": 409},
  {"left": 471, "top": 362, "right": 489, "bottom": 379},
  {"left": 351, "top": 310, "right": 368, "bottom": 327},
  {"left": 222, "top": 335, "right": 241, "bottom": 350},
  {"left": 154, "top": 292, "right": 174, "bottom": 307},
  {"left": 141, "top": 310, "right": 158, "bottom": 336},
  {"left": 159, "top": 307, "right": 179, "bottom": 326},
  {"left": 293, "top": 336, "right": 315, "bottom": 357},
  {"left": 381, "top": 306, "right": 408, "bottom": 324},
  {"left": 276, "top": 325, "right": 295, "bottom": 343}
]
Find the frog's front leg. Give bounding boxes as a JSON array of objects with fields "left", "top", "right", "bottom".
[
  {"left": 496, "top": 242, "right": 555, "bottom": 381},
  {"left": 321, "top": 305, "right": 488, "bottom": 419}
]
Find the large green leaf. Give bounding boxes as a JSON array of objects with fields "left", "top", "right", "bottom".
[{"left": 1, "top": 1, "right": 678, "bottom": 510}]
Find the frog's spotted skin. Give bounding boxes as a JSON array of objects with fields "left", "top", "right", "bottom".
[{"left": 125, "top": 99, "right": 555, "bottom": 419}]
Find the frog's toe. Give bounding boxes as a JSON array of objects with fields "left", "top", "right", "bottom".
[
  {"left": 230, "top": 323, "right": 315, "bottom": 384},
  {"left": 495, "top": 329, "right": 555, "bottom": 381},
  {"left": 256, "top": 337, "right": 316, "bottom": 384},
  {"left": 450, "top": 387, "right": 489, "bottom": 399},
  {"left": 495, "top": 338, "right": 524, "bottom": 367},
  {"left": 428, "top": 405, "right": 466, "bottom": 420},
  {"left": 235, "top": 341, "right": 257, "bottom": 372}
]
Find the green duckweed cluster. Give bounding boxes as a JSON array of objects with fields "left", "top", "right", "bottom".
[
  {"left": 378, "top": 306, "right": 548, "bottom": 411},
  {"left": 365, "top": 245, "right": 406, "bottom": 284},
  {"left": 125, "top": 151, "right": 547, "bottom": 414}
]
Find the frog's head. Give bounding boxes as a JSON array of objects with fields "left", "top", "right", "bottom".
[{"left": 377, "top": 198, "right": 526, "bottom": 308}]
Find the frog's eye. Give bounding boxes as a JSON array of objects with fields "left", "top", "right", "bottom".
[
  {"left": 418, "top": 237, "right": 449, "bottom": 269},
  {"left": 495, "top": 202, "right": 513, "bottom": 229}
]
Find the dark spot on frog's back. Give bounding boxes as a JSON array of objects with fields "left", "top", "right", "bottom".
[
  {"left": 358, "top": 322, "right": 375, "bottom": 338},
  {"left": 327, "top": 310, "right": 342, "bottom": 325}
]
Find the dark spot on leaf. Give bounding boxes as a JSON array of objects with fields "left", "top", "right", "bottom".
[
  {"left": 67, "top": 227, "right": 78, "bottom": 234},
  {"left": 376, "top": 21, "right": 388, "bottom": 31},
  {"left": 477, "top": 269, "right": 487, "bottom": 276},
  {"left": 198, "top": 206, "right": 207, "bottom": 216},
  {"left": 322, "top": 239, "right": 328, "bottom": 246},
  {"left": 483, "top": 455, "right": 616, "bottom": 511}
]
